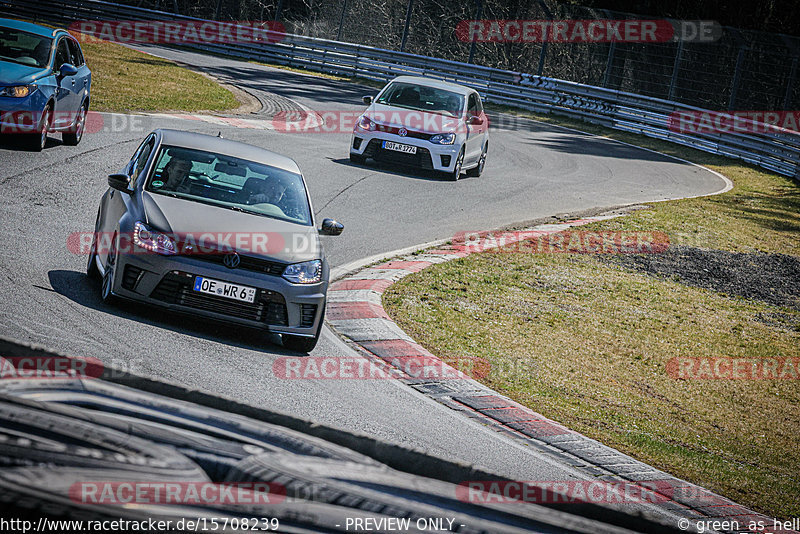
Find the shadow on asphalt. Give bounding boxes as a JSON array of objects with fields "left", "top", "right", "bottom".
[
  {"left": 329, "top": 157, "right": 481, "bottom": 182},
  {"left": 0, "top": 134, "right": 63, "bottom": 152},
  {"left": 47, "top": 269, "right": 303, "bottom": 355},
  {"left": 518, "top": 128, "right": 699, "bottom": 165}
]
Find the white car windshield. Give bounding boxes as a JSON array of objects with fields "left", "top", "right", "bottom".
[
  {"left": 146, "top": 145, "right": 312, "bottom": 226},
  {"left": 376, "top": 82, "right": 464, "bottom": 117}
]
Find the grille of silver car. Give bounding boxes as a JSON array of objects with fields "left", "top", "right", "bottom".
[
  {"left": 150, "top": 272, "right": 288, "bottom": 326},
  {"left": 121, "top": 265, "right": 144, "bottom": 291},
  {"left": 192, "top": 253, "right": 286, "bottom": 276}
]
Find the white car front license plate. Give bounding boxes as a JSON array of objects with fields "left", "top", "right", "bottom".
[
  {"left": 193, "top": 276, "right": 256, "bottom": 303},
  {"left": 382, "top": 140, "right": 417, "bottom": 154}
]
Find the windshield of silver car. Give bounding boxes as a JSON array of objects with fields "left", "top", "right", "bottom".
[{"left": 145, "top": 145, "right": 312, "bottom": 226}]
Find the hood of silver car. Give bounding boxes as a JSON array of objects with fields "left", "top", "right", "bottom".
[{"left": 142, "top": 192, "right": 322, "bottom": 263}]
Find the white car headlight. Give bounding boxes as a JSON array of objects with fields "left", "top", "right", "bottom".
[
  {"left": 283, "top": 260, "right": 322, "bottom": 284},
  {"left": 356, "top": 115, "right": 375, "bottom": 131},
  {"left": 0, "top": 84, "right": 36, "bottom": 98},
  {"left": 430, "top": 132, "right": 456, "bottom": 145},
  {"left": 133, "top": 222, "right": 177, "bottom": 255}
]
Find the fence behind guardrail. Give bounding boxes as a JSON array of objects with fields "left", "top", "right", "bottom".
[{"left": 2, "top": 0, "right": 798, "bottom": 179}]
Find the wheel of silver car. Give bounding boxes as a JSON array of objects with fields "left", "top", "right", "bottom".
[
  {"left": 86, "top": 234, "right": 100, "bottom": 280},
  {"left": 466, "top": 142, "right": 487, "bottom": 178},
  {"left": 445, "top": 149, "right": 464, "bottom": 181},
  {"left": 100, "top": 235, "right": 117, "bottom": 304},
  {"left": 63, "top": 104, "right": 87, "bottom": 146},
  {"left": 27, "top": 105, "right": 51, "bottom": 152},
  {"left": 87, "top": 211, "right": 101, "bottom": 279}
]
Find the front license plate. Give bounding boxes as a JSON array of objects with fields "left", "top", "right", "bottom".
[
  {"left": 382, "top": 140, "right": 417, "bottom": 154},
  {"left": 193, "top": 276, "right": 256, "bottom": 303}
]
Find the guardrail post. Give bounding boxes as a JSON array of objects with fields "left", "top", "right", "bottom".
[
  {"left": 600, "top": 10, "right": 616, "bottom": 88},
  {"left": 602, "top": 43, "right": 615, "bottom": 88},
  {"left": 400, "top": 0, "right": 414, "bottom": 53},
  {"left": 336, "top": 0, "right": 348, "bottom": 42},
  {"left": 784, "top": 57, "right": 798, "bottom": 110},
  {"left": 728, "top": 45, "right": 747, "bottom": 111},
  {"left": 536, "top": 0, "right": 553, "bottom": 76},
  {"left": 667, "top": 38, "right": 684, "bottom": 101},
  {"left": 467, "top": 0, "right": 484, "bottom": 64}
]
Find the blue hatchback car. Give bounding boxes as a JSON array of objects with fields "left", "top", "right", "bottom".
[{"left": 0, "top": 18, "right": 91, "bottom": 151}]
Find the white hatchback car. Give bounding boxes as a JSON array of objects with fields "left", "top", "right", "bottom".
[{"left": 349, "top": 76, "right": 489, "bottom": 181}]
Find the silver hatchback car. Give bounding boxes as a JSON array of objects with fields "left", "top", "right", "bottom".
[{"left": 88, "top": 129, "right": 343, "bottom": 352}]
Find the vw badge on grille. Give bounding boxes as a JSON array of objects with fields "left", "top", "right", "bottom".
[
  {"left": 223, "top": 252, "right": 241, "bottom": 269},
  {"left": 398, "top": 127, "right": 407, "bottom": 137}
]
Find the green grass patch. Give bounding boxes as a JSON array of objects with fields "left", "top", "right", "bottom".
[
  {"left": 384, "top": 252, "right": 799, "bottom": 518},
  {"left": 384, "top": 107, "right": 799, "bottom": 518},
  {"left": 77, "top": 38, "right": 238, "bottom": 113}
]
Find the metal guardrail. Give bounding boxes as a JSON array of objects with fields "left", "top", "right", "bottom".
[{"left": 4, "top": 0, "right": 799, "bottom": 179}]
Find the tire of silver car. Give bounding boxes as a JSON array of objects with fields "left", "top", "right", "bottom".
[
  {"left": 63, "top": 103, "right": 87, "bottom": 146},
  {"left": 444, "top": 148, "right": 464, "bottom": 181},
  {"left": 100, "top": 234, "right": 117, "bottom": 304},
  {"left": 87, "top": 211, "right": 101, "bottom": 279},
  {"left": 86, "top": 233, "right": 100, "bottom": 280},
  {"left": 466, "top": 142, "right": 487, "bottom": 178}
]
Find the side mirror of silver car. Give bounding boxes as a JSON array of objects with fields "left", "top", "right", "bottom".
[
  {"left": 362, "top": 95, "right": 373, "bottom": 105},
  {"left": 319, "top": 218, "right": 344, "bottom": 236},
  {"left": 107, "top": 173, "right": 132, "bottom": 193}
]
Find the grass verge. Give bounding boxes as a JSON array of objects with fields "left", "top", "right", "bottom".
[
  {"left": 383, "top": 111, "right": 799, "bottom": 519},
  {"left": 74, "top": 36, "right": 238, "bottom": 113}
]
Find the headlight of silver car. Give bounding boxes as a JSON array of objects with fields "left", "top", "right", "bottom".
[
  {"left": 282, "top": 260, "right": 322, "bottom": 284},
  {"left": 133, "top": 222, "right": 177, "bottom": 255},
  {"left": 0, "top": 84, "right": 37, "bottom": 98},
  {"left": 429, "top": 132, "right": 456, "bottom": 145}
]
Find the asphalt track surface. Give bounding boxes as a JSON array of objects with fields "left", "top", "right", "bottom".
[{"left": 0, "top": 45, "right": 728, "bottom": 520}]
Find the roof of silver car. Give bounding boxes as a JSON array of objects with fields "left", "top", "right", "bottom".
[
  {"left": 389, "top": 76, "right": 475, "bottom": 96},
  {"left": 156, "top": 129, "right": 301, "bottom": 174}
]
